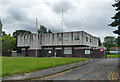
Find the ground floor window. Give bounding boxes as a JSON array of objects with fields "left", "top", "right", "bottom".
[
  {"left": 85, "top": 50, "right": 90, "bottom": 54},
  {"left": 64, "top": 49, "right": 72, "bottom": 54}
]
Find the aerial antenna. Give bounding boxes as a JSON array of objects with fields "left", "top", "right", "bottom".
[
  {"left": 36, "top": 18, "right": 38, "bottom": 34},
  {"left": 35, "top": 18, "right": 38, "bottom": 58},
  {"left": 61, "top": 9, "right": 64, "bottom": 57},
  {"left": 62, "top": 9, "right": 64, "bottom": 32}
]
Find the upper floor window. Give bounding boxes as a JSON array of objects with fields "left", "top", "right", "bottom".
[
  {"left": 58, "top": 36, "right": 62, "bottom": 41},
  {"left": 90, "top": 39, "right": 92, "bottom": 43},
  {"left": 25, "top": 38, "right": 28, "bottom": 43},
  {"left": 86, "top": 37, "right": 88, "bottom": 42},
  {"left": 74, "top": 36, "right": 79, "bottom": 40},
  {"left": 64, "top": 36, "right": 69, "bottom": 41},
  {"left": 46, "top": 36, "right": 50, "bottom": 42},
  {"left": 20, "top": 38, "right": 23, "bottom": 42}
]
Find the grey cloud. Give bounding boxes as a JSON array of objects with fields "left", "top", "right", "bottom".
[
  {"left": 51, "top": 2, "right": 76, "bottom": 13},
  {"left": 1, "top": 0, "right": 117, "bottom": 41},
  {"left": 2, "top": 5, "right": 36, "bottom": 33},
  {"left": 7, "top": 6, "right": 29, "bottom": 22}
]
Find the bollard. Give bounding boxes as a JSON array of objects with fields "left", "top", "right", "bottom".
[
  {"left": 53, "top": 64, "right": 55, "bottom": 71},
  {"left": 67, "top": 62, "right": 68, "bottom": 67},
  {"left": 83, "top": 59, "right": 85, "bottom": 63}
]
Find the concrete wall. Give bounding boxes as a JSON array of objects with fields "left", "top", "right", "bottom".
[{"left": 17, "top": 31, "right": 99, "bottom": 49}]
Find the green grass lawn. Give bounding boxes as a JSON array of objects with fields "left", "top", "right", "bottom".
[
  {"left": 107, "top": 54, "right": 120, "bottom": 58},
  {"left": 2, "top": 57, "right": 87, "bottom": 77}
]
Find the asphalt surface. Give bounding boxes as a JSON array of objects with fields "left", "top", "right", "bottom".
[{"left": 40, "top": 58, "right": 120, "bottom": 80}]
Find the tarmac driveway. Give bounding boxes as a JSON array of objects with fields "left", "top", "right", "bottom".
[{"left": 40, "top": 58, "right": 120, "bottom": 80}]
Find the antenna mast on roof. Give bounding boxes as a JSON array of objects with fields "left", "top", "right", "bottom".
[
  {"left": 35, "top": 18, "right": 38, "bottom": 58},
  {"left": 61, "top": 9, "right": 64, "bottom": 57},
  {"left": 36, "top": 18, "right": 38, "bottom": 34},
  {"left": 62, "top": 9, "right": 64, "bottom": 32}
]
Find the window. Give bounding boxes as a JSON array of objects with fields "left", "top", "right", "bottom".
[
  {"left": 58, "top": 36, "right": 62, "bottom": 41},
  {"left": 25, "top": 38, "right": 28, "bottom": 43},
  {"left": 64, "top": 49, "right": 72, "bottom": 54},
  {"left": 64, "top": 36, "right": 69, "bottom": 41},
  {"left": 74, "top": 36, "right": 79, "bottom": 40},
  {"left": 46, "top": 37, "right": 50, "bottom": 42},
  {"left": 25, "top": 36, "right": 28, "bottom": 43},
  {"left": 20, "top": 37, "right": 23, "bottom": 42},
  {"left": 86, "top": 37, "right": 88, "bottom": 42},
  {"left": 90, "top": 39, "right": 92, "bottom": 43}
]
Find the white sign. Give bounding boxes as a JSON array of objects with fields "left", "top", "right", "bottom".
[
  {"left": 85, "top": 50, "right": 90, "bottom": 54},
  {"left": 48, "top": 51, "right": 51, "bottom": 53}
]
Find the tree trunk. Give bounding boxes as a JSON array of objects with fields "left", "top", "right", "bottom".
[
  {"left": 118, "top": 35, "right": 120, "bottom": 47},
  {"left": 118, "top": 26, "right": 120, "bottom": 47}
]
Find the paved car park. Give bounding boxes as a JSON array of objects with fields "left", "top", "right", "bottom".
[{"left": 40, "top": 58, "right": 119, "bottom": 80}]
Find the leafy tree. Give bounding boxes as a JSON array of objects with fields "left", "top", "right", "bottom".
[
  {"left": 0, "top": 18, "right": 7, "bottom": 37},
  {"left": 1, "top": 31, "right": 7, "bottom": 37},
  {"left": 103, "top": 36, "right": 117, "bottom": 51},
  {"left": 109, "top": 1, "right": 120, "bottom": 47},
  {"left": 13, "top": 30, "right": 32, "bottom": 39},
  {"left": 48, "top": 29, "right": 52, "bottom": 33},
  {"left": 98, "top": 38, "right": 102, "bottom": 46},
  {"left": 2, "top": 34, "right": 16, "bottom": 56},
  {"left": 38, "top": 25, "right": 47, "bottom": 34},
  {"left": 13, "top": 30, "right": 32, "bottom": 53},
  {"left": 0, "top": 18, "right": 2, "bottom": 37}
]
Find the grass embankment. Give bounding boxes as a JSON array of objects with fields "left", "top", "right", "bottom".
[
  {"left": 2, "top": 57, "right": 87, "bottom": 77},
  {"left": 107, "top": 54, "right": 120, "bottom": 58}
]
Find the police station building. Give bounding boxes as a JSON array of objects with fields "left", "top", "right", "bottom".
[{"left": 17, "top": 31, "right": 105, "bottom": 58}]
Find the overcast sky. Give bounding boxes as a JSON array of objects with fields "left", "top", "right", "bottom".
[{"left": 0, "top": 0, "right": 118, "bottom": 42}]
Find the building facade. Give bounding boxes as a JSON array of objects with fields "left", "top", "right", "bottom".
[{"left": 17, "top": 31, "right": 104, "bottom": 58}]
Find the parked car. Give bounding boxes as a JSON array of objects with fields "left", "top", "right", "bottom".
[{"left": 109, "top": 47, "right": 120, "bottom": 54}]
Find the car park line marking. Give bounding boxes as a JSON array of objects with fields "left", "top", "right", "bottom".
[
  {"left": 32, "top": 69, "right": 72, "bottom": 80},
  {"left": 114, "top": 71, "right": 118, "bottom": 80},
  {"left": 112, "top": 72, "right": 115, "bottom": 80},
  {"left": 108, "top": 72, "right": 112, "bottom": 80}
]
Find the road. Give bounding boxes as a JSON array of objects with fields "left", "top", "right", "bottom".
[{"left": 39, "top": 58, "right": 120, "bottom": 80}]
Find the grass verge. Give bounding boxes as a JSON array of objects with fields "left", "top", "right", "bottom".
[
  {"left": 2, "top": 57, "right": 87, "bottom": 77},
  {"left": 107, "top": 54, "right": 120, "bottom": 58}
]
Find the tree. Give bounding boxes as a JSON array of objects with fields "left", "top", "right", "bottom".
[
  {"left": 98, "top": 38, "right": 102, "bottom": 46},
  {"left": 1, "top": 31, "right": 7, "bottom": 37},
  {"left": 38, "top": 25, "right": 47, "bottom": 34},
  {"left": 103, "top": 36, "right": 117, "bottom": 51},
  {"left": 13, "top": 30, "right": 32, "bottom": 39},
  {"left": 13, "top": 30, "right": 32, "bottom": 53},
  {"left": 0, "top": 17, "right": 2, "bottom": 37},
  {"left": 109, "top": 1, "right": 120, "bottom": 47},
  {"left": 2, "top": 34, "right": 16, "bottom": 56},
  {"left": 48, "top": 29, "right": 52, "bottom": 33}
]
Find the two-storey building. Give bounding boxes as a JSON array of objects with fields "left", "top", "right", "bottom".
[{"left": 17, "top": 31, "right": 104, "bottom": 58}]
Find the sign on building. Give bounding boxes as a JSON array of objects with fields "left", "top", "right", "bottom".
[
  {"left": 85, "top": 50, "right": 90, "bottom": 54},
  {"left": 48, "top": 51, "right": 51, "bottom": 53},
  {"left": 100, "top": 48, "right": 103, "bottom": 52}
]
